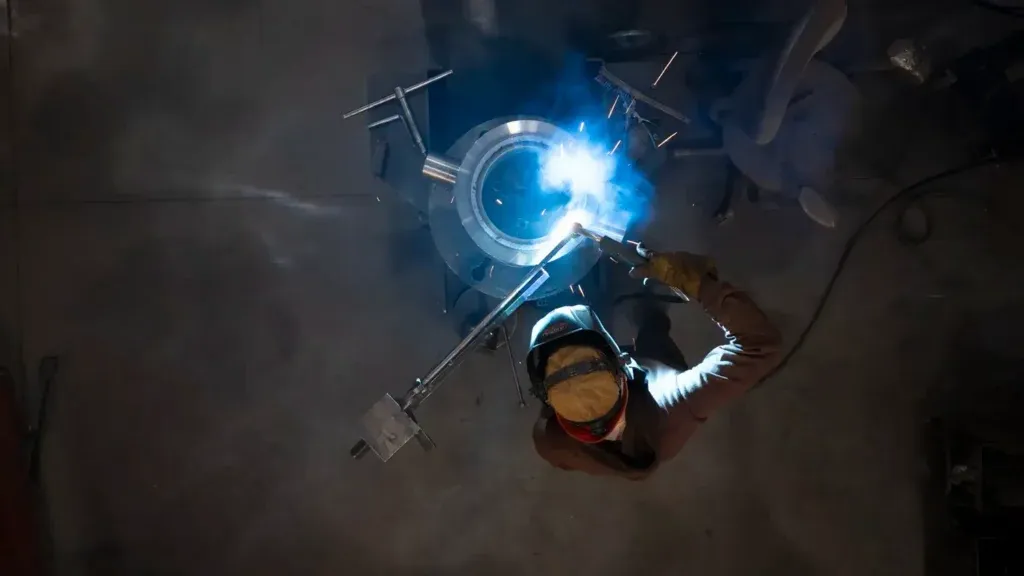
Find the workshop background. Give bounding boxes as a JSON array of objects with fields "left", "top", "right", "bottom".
[{"left": 2, "top": 0, "right": 1024, "bottom": 574}]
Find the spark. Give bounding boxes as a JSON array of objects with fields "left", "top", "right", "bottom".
[
  {"left": 608, "top": 140, "right": 621, "bottom": 155},
  {"left": 577, "top": 285, "right": 586, "bottom": 298},
  {"left": 652, "top": 51, "right": 679, "bottom": 88},
  {"left": 624, "top": 99, "right": 636, "bottom": 116},
  {"left": 569, "top": 285, "right": 576, "bottom": 295},
  {"left": 495, "top": 198, "right": 503, "bottom": 205},
  {"left": 657, "top": 132, "right": 678, "bottom": 148},
  {"left": 578, "top": 121, "right": 586, "bottom": 133},
  {"left": 541, "top": 140, "right": 614, "bottom": 197},
  {"left": 537, "top": 125, "right": 645, "bottom": 250},
  {"left": 549, "top": 208, "right": 593, "bottom": 241},
  {"left": 607, "top": 94, "right": 619, "bottom": 118}
]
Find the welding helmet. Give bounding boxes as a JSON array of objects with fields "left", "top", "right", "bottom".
[{"left": 526, "top": 305, "right": 630, "bottom": 443}]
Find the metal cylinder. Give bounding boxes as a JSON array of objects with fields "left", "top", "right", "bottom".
[
  {"left": 422, "top": 154, "right": 460, "bottom": 185},
  {"left": 394, "top": 86, "right": 427, "bottom": 155}
]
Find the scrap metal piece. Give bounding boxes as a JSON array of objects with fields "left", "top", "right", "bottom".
[
  {"left": 360, "top": 393, "right": 422, "bottom": 462},
  {"left": 595, "top": 62, "right": 690, "bottom": 124}
]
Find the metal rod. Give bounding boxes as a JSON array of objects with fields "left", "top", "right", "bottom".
[
  {"left": 344, "top": 95, "right": 397, "bottom": 120},
  {"left": 652, "top": 51, "right": 679, "bottom": 88},
  {"left": 394, "top": 86, "right": 427, "bottom": 155},
  {"left": 598, "top": 65, "right": 690, "bottom": 123},
  {"left": 342, "top": 70, "right": 454, "bottom": 119},
  {"left": 403, "top": 269, "right": 550, "bottom": 411},
  {"left": 501, "top": 325, "right": 526, "bottom": 408},
  {"left": 367, "top": 114, "right": 401, "bottom": 129},
  {"left": 401, "top": 231, "right": 579, "bottom": 411},
  {"left": 422, "top": 154, "right": 460, "bottom": 185},
  {"left": 404, "top": 69, "right": 454, "bottom": 96}
]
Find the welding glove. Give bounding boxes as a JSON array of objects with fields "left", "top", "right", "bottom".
[{"left": 629, "top": 252, "right": 717, "bottom": 299}]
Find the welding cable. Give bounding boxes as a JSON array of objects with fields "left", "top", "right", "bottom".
[
  {"left": 610, "top": 156, "right": 1008, "bottom": 380},
  {"left": 764, "top": 154, "right": 1004, "bottom": 380}
]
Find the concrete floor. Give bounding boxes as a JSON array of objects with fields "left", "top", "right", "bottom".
[{"left": 4, "top": 0, "right": 1024, "bottom": 574}]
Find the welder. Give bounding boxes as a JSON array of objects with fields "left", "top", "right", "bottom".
[{"left": 526, "top": 251, "right": 781, "bottom": 479}]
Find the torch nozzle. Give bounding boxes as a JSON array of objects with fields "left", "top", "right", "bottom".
[
  {"left": 574, "top": 224, "right": 649, "bottom": 268},
  {"left": 576, "top": 227, "right": 691, "bottom": 303},
  {"left": 572, "top": 223, "right": 602, "bottom": 243}
]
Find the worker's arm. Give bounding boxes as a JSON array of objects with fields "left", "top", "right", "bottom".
[
  {"left": 645, "top": 277, "right": 782, "bottom": 417},
  {"left": 631, "top": 253, "right": 781, "bottom": 449}
]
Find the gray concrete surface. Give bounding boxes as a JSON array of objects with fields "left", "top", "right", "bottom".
[{"left": 4, "top": 0, "right": 1024, "bottom": 574}]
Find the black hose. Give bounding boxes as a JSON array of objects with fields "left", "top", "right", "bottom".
[
  {"left": 765, "top": 156, "right": 1003, "bottom": 379},
  {"left": 612, "top": 156, "right": 1006, "bottom": 382}
]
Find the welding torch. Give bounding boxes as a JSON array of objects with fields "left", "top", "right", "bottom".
[{"left": 573, "top": 224, "right": 690, "bottom": 302}]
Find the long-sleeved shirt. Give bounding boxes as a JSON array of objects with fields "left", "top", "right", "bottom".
[{"left": 532, "top": 277, "right": 782, "bottom": 480}]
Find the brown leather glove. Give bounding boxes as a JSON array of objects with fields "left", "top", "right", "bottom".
[{"left": 629, "top": 252, "right": 717, "bottom": 299}]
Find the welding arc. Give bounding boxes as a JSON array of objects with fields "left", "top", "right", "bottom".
[{"left": 763, "top": 155, "right": 1003, "bottom": 383}]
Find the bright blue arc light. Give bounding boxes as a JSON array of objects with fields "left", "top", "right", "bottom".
[
  {"left": 481, "top": 148, "right": 572, "bottom": 240},
  {"left": 537, "top": 132, "right": 634, "bottom": 242}
]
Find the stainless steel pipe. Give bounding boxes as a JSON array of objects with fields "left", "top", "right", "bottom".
[{"left": 422, "top": 154, "right": 461, "bottom": 185}]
